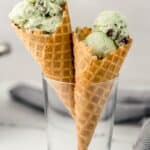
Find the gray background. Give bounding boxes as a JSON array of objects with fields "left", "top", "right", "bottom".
[{"left": 0, "top": 0, "right": 150, "bottom": 87}]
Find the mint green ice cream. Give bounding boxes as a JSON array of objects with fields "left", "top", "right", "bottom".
[
  {"left": 93, "top": 11, "right": 129, "bottom": 46},
  {"left": 84, "top": 32, "right": 116, "bottom": 58},
  {"left": 24, "top": 16, "right": 61, "bottom": 32},
  {"left": 9, "top": 0, "right": 66, "bottom": 32},
  {"left": 83, "top": 11, "right": 130, "bottom": 58}
]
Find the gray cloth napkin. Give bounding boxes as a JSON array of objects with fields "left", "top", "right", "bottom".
[
  {"left": 133, "top": 119, "right": 150, "bottom": 150},
  {"left": 102, "top": 88, "right": 150, "bottom": 123},
  {"left": 9, "top": 84, "right": 150, "bottom": 123},
  {"left": 0, "top": 43, "right": 10, "bottom": 57},
  {"left": 10, "top": 84, "right": 44, "bottom": 112}
]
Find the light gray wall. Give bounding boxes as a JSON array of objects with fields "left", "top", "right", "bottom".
[
  {"left": 0, "top": 0, "right": 41, "bottom": 82},
  {"left": 0, "top": 0, "right": 150, "bottom": 87}
]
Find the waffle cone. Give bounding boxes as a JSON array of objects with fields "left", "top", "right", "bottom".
[
  {"left": 11, "top": 4, "right": 75, "bottom": 117},
  {"left": 73, "top": 27, "right": 132, "bottom": 150}
]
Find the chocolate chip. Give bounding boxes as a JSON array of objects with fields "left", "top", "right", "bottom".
[
  {"left": 116, "top": 30, "right": 121, "bottom": 40},
  {"left": 38, "top": 1, "right": 44, "bottom": 5},
  {"left": 45, "top": 13, "right": 50, "bottom": 17},
  {"left": 106, "top": 29, "right": 114, "bottom": 37},
  {"left": 120, "top": 37, "right": 129, "bottom": 44},
  {"left": 43, "top": 31, "right": 50, "bottom": 34},
  {"left": 114, "top": 24, "right": 117, "bottom": 27}
]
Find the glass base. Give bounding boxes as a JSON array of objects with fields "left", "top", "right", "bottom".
[
  {"left": 43, "top": 77, "right": 118, "bottom": 150},
  {"left": 47, "top": 112, "right": 113, "bottom": 150}
]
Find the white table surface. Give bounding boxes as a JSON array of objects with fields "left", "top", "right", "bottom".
[
  {"left": 0, "top": 82, "right": 141, "bottom": 150},
  {"left": 0, "top": 125, "right": 140, "bottom": 150}
]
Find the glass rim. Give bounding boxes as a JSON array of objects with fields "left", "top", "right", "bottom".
[{"left": 44, "top": 75, "right": 119, "bottom": 85}]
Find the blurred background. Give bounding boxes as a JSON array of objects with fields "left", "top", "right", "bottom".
[{"left": 0, "top": 0, "right": 150, "bottom": 150}]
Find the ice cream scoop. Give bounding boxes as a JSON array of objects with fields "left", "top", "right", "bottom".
[
  {"left": 93, "top": 11, "right": 129, "bottom": 46},
  {"left": 84, "top": 31, "right": 116, "bottom": 58},
  {"left": 9, "top": 0, "right": 65, "bottom": 32}
]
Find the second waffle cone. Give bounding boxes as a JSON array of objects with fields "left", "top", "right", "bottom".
[{"left": 73, "top": 27, "right": 132, "bottom": 150}]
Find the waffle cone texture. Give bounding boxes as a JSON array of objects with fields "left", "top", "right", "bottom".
[
  {"left": 73, "top": 27, "right": 132, "bottom": 150},
  {"left": 11, "top": 3, "right": 132, "bottom": 148},
  {"left": 11, "top": 4, "right": 75, "bottom": 117}
]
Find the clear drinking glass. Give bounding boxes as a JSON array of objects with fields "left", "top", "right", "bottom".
[{"left": 43, "top": 77, "right": 118, "bottom": 150}]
